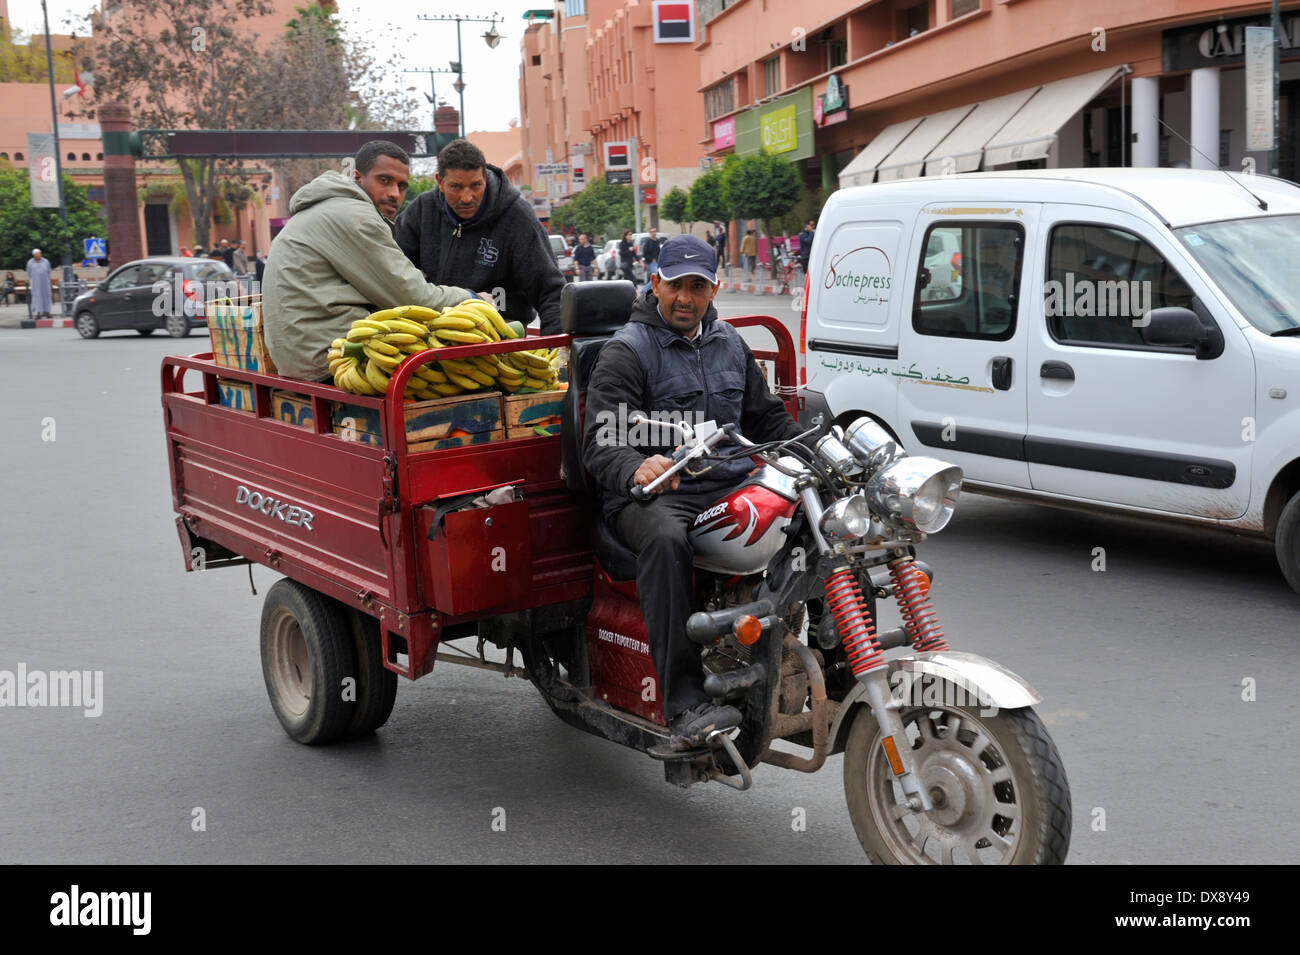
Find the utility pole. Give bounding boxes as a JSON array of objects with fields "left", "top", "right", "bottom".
[
  {"left": 631, "top": 138, "right": 641, "bottom": 235},
  {"left": 40, "top": 0, "right": 72, "bottom": 285},
  {"left": 1272, "top": 0, "right": 1281, "bottom": 177},
  {"left": 416, "top": 13, "right": 504, "bottom": 140}
]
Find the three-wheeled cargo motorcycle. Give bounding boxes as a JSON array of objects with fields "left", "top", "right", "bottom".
[{"left": 161, "top": 281, "right": 1071, "bottom": 864}]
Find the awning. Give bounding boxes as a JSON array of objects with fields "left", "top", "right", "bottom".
[
  {"left": 982, "top": 65, "right": 1126, "bottom": 167},
  {"left": 876, "top": 105, "right": 977, "bottom": 181},
  {"left": 923, "top": 88, "right": 1038, "bottom": 176},
  {"left": 837, "top": 117, "right": 923, "bottom": 188}
]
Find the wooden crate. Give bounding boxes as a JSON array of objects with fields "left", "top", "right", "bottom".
[
  {"left": 507, "top": 423, "right": 561, "bottom": 439},
  {"left": 503, "top": 388, "right": 566, "bottom": 430},
  {"left": 409, "top": 427, "right": 505, "bottom": 453},
  {"left": 207, "top": 297, "right": 277, "bottom": 375},
  {"left": 335, "top": 392, "right": 504, "bottom": 447},
  {"left": 217, "top": 378, "right": 255, "bottom": 414}
]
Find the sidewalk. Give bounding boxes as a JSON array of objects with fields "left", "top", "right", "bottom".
[
  {"left": 0, "top": 303, "right": 76, "bottom": 329},
  {"left": 715, "top": 266, "right": 802, "bottom": 297}
]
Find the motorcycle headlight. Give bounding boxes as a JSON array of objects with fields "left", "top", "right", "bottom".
[
  {"left": 865, "top": 456, "right": 962, "bottom": 534},
  {"left": 814, "top": 432, "right": 861, "bottom": 477},
  {"left": 819, "top": 495, "right": 872, "bottom": 541},
  {"left": 843, "top": 417, "right": 904, "bottom": 474}
]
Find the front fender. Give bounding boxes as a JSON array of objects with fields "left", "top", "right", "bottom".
[{"left": 828, "top": 651, "right": 1044, "bottom": 753}]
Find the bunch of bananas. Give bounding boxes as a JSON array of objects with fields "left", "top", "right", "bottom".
[{"left": 328, "top": 299, "right": 562, "bottom": 399}]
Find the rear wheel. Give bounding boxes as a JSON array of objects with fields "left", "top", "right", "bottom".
[
  {"left": 343, "top": 607, "right": 397, "bottom": 736},
  {"left": 260, "top": 579, "right": 354, "bottom": 744},
  {"left": 844, "top": 686, "right": 1071, "bottom": 865},
  {"left": 75, "top": 311, "right": 99, "bottom": 339}
]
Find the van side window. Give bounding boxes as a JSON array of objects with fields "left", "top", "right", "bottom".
[
  {"left": 913, "top": 223, "right": 1021, "bottom": 341},
  {"left": 1046, "top": 224, "right": 1196, "bottom": 348}
]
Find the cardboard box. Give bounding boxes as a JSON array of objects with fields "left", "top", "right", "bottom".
[{"left": 207, "top": 298, "right": 277, "bottom": 375}]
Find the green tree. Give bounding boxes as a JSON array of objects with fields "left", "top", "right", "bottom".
[
  {"left": 546, "top": 181, "right": 633, "bottom": 241},
  {"left": 723, "top": 151, "right": 801, "bottom": 275},
  {"left": 0, "top": 21, "right": 75, "bottom": 83},
  {"left": 688, "top": 164, "right": 729, "bottom": 225},
  {"left": 660, "top": 186, "right": 692, "bottom": 232},
  {"left": 0, "top": 162, "right": 107, "bottom": 268},
  {"left": 402, "top": 175, "right": 438, "bottom": 211}
]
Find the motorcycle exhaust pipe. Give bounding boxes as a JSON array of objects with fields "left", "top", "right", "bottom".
[{"left": 686, "top": 599, "right": 775, "bottom": 645}]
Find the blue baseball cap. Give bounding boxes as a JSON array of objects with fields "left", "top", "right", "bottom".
[{"left": 657, "top": 234, "right": 717, "bottom": 284}]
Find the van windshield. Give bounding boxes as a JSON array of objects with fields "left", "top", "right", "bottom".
[{"left": 1176, "top": 215, "right": 1300, "bottom": 334}]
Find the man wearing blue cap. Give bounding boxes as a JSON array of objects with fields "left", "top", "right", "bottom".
[{"left": 582, "top": 234, "right": 806, "bottom": 748}]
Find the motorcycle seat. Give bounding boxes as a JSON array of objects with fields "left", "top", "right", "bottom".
[{"left": 593, "top": 518, "right": 640, "bottom": 583}]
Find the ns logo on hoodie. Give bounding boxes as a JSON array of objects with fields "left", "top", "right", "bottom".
[{"left": 476, "top": 238, "right": 500, "bottom": 267}]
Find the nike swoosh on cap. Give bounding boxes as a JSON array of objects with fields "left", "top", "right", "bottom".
[{"left": 683, "top": 254, "right": 698, "bottom": 259}]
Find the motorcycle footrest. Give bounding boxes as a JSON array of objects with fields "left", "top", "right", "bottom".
[{"left": 703, "top": 663, "right": 766, "bottom": 701}]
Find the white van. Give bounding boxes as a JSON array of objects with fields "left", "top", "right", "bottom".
[{"left": 799, "top": 169, "right": 1300, "bottom": 590}]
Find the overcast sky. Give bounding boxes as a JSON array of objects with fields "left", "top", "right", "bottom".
[{"left": 10, "top": 0, "right": 544, "bottom": 132}]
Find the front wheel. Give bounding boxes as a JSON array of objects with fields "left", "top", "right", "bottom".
[
  {"left": 1273, "top": 490, "right": 1300, "bottom": 592},
  {"left": 844, "top": 689, "right": 1071, "bottom": 864},
  {"left": 75, "top": 311, "right": 99, "bottom": 339}
]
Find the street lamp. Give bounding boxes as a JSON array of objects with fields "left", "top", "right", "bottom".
[
  {"left": 403, "top": 68, "right": 459, "bottom": 128},
  {"left": 416, "top": 13, "right": 504, "bottom": 139}
]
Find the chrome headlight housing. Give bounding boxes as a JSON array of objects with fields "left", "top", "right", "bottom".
[
  {"left": 865, "top": 456, "right": 962, "bottom": 534},
  {"left": 843, "top": 417, "right": 905, "bottom": 474},
  {"left": 818, "top": 495, "right": 872, "bottom": 541},
  {"left": 814, "top": 430, "right": 861, "bottom": 478}
]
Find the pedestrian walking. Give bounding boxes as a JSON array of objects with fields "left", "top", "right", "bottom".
[
  {"left": 740, "top": 229, "right": 757, "bottom": 280},
  {"left": 25, "top": 249, "right": 53, "bottom": 318},
  {"left": 797, "top": 219, "right": 816, "bottom": 276},
  {"left": 618, "top": 229, "right": 639, "bottom": 282},
  {"left": 573, "top": 233, "right": 597, "bottom": 282}
]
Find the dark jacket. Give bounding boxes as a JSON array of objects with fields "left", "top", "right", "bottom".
[
  {"left": 642, "top": 236, "right": 660, "bottom": 263},
  {"left": 573, "top": 242, "right": 597, "bottom": 266},
  {"left": 394, "top": 164, "right": 566, "bottom": 332},
  {"left": 582, "top": 292, "right": 804, "bottom": 518},
  {"left": 618, "top": 238, "right": 637, "bottom": 264},
  {"left": 797, "top": 227, "right": 815, "bottom": 266}
]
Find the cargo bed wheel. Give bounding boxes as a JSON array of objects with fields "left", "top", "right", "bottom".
[
  {"left": 260, "top": 579, "right": 353, "bottom": 744},
  {"left": 343, "top": 607, "right": 397, "bottom": 736},
  {"left": 1274, "top": 491, "right": 1300, "bottom": 594}
]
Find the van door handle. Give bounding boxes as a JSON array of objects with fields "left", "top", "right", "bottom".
[
  {"left": 1040, "top": 361, "right": 1074, "bottom": 381},
  {"left": 991, "top": 356, "right": 1013, "bottom": 391}
]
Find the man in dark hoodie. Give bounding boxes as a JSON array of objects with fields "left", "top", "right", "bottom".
[
  {"left": 581, "top": 235, "right": 806, "bottom": 748},
  {"left": 395, "top": 139, "right": 566, "bottom": 333}
]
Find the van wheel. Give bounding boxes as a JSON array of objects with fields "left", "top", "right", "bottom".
[
  {"left": 260, "top": 579, "right": 354, "bottom": 744},
  {"left": 1273, "top": 491, "right": 1300, "bottom": 593}
]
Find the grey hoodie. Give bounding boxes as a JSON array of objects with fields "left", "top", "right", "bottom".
[{"left": 262, "top": 171, "right": 474, "bottom": 381}]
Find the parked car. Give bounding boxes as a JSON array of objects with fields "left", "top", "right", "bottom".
[
  {"left": 799, "top": 168, "right": 1300, "bottom": 591},
  {"left": 549, "top": 234, "right": 575, "bottom": 282},
  {"left": 73, "top": 257, "right": 236, "bottom": 339},
  {"left": 596, "top": 239, "right": 621, "bottom": 280}
]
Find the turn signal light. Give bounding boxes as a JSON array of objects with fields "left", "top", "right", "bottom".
[
  {"left": 912, "top": 567, "right": 931, "bottom": 596},
  {"left": 732, "top": 614, "right": 762, "bottom": 645}
]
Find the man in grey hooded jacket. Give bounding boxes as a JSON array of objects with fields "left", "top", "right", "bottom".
[{"left": 263, "top": 141, "right": 476, "bottom": 381}]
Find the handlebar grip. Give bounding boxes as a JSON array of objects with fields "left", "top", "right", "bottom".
[{"left": 629, "top": 483, "right": 650, "bottom": 503}]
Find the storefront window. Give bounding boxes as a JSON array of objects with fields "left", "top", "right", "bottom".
[{"left": 764, "top": 57, "right": 780, "bottom": 97}]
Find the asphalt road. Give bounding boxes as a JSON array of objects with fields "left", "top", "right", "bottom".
[{"left": 1, "top": 303, "right": 1296, "bottom": 864}]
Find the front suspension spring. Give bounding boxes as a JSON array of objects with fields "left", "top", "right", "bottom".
[
  {"left": 889, "top": 556, "right": 948, "bottom": 652},
  {"left": 824, "top": 565, "right": 884, "bottom": 677}
]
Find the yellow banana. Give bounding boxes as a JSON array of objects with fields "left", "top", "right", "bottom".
[
  {"left": 434, "top": 328, "right": 491, "bottom": 345},
  {"left": 523, "top": 376, "right": 549, "bottom": 389},
  {"left": 379, "top": 332, "right": 425, "bottom": 346},
  {"left": 470, "top": 356, "right": 500, "bottom": 378},
  {"left": 346, "top": 324, "right": 380, "bottom": 342},
  {"left": 438, "top": 358, "right": 477, "bottom": 375},
  {"left": 364, "top": 360, "right": 391, "bottom": 394},
  {"left": 393, "top": 305, "right": 441, "bottom": 322},
  {"left": 431, "top": 314, "right": 477, "bottom": 331},
  {"left": 382, "top": 319, "right": 431, "bottom": 337},
  {"left": 341, "top": 364, "right": 374, "bottom": 395},
  {"left": 363, "top": 346, "right": 403, "bottom": 372},
  {"left": 444, "top": 371, "right": 481, "bottom": 391},
  {"left": 364, "top": 337, "right": 401, "bottom": 357},
  {"left": 415, "top": 365, "right": 448, "bottom": 384},
  {"left": 431, "top": 381, "right": 464, "bottom": 396}
]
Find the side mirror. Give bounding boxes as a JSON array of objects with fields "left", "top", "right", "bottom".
[{"left": 1141, "top": 305, "right": 1224, "bottom": 359}]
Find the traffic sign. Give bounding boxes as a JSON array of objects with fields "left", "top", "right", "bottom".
[
  {"left": 605, "top": 169, "right": 632, "bottom": 185},
  {"left": 84, "top": 237, "right": 107, "bottom": 258},
  {"left": 535, "top": 162, "right": 570, "bottom": 177}
]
